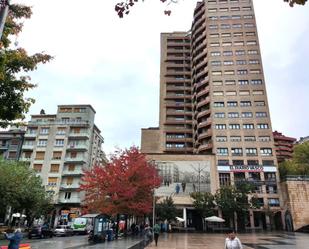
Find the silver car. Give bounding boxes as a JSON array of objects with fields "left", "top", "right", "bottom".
[{"left": 54, "top": 225, "right": 74, "bottom": 237}]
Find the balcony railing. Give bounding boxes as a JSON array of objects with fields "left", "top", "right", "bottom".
[
  {"left": 60, "top": 184, "right": 80, "bottom": 190},
  {"left": 62, "top": 169, "right": 84, "bottom": 176},
  {"left": 64, "top": 157, "right": 86, "bottom": 163},
  {"left": 58, "top": 197, "right": 81, "bottom": 204}
]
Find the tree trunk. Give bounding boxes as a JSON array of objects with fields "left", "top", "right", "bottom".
[{"left": 115, "top": 214, "right": 120, "bottom": 239}]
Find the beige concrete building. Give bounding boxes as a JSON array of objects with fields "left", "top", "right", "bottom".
[
  {"left": 142, "top": 0, "right": 283, "bottom": 230},
  {"left": 20, "top": 105, "right": 107, "bottom": 225}
]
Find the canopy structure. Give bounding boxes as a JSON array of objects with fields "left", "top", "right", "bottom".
[
  {"left": 176, "top": 217, "right": 185, "bottom": 222},
  {"left": 205, "top": 216, "right": 225, "bottom": 223},
  {"left": 81, "top": 213, "right": 101, "bottom": 218}
]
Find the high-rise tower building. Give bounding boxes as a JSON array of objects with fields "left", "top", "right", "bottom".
[
  {"left": 20, "top": 105, "right": 107, "bottom": 225},
  {"left": 142, "top": 0, "right": 283, "bottom": 230}
]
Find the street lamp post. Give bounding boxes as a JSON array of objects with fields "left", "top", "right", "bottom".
[{"left": 0, "top": 0, "right": 9, "bottom": 39}]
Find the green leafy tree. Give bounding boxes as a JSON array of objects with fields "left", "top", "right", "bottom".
[
  {"left": 279, "top": 141, "right": 309, "bottom": 178},
  {"left": 156, "top": 196, "right": 177, "bottom": 222},
  {"left": 0, "top": 158, "right": 52, "bottom": 225},
  {"left": 0, "top": 3, "right": 52, "bottom": 128},
  {"left": 191, "top": 192, "right": 215, "bottom": 218}
]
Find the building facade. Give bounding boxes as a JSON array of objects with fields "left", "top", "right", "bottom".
[
  {"left": 0, "top": 128, "right": 25, "bottom": 160},
  {"left": 20, "top": 105, "right": 107, "bottom": 225},
  {"left": 273, "top": 131, "right": 296, "bottom": 163},
  {"left": 142, "top": 0, "right": 283, "bottom": 230}
]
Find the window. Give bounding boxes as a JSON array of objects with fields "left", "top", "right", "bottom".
[
  {"left": 222, "top": 42, "right": 232, "bottom": 47},
  {"left": 214, "top": 102, "right": 225, "bottom": 107},
  {"left": 216, "top": 136, "right": 227, "bottom": 142},
  {"left": 224, "top": 70, "right": 235, "bottom": 75},
  {"left": 48, "top": 177, "right": 58, "bottom": 186},
  {"left": 257, "top": 124, "right": 269, "bottom": 129},
  {"left": 251, "top": 79, "right": 262, "bottom": 85},
  {"left": 231, "top": 148, "right": 243, "bottom": 156},
  {"left": 213, "top": 91, "right": 224, "bottom": 96},
  {"left": 266, "top": 185, "right": 278, "bottom": 194},
  {"left": 239, "top": 80, "right": 249, "bottom": 85},
  {"left": 256, "top": 112, "right": 267, "bottom": 118},
  {"left": 246, "top": 148, "right": 257, "bottom": 156},
  {"left": 268, "top": 198, "right": 280, "bottom": 207},
  {"left": 242, "top": 112, "right": 253, "bottom": 118},
  {"left": 260, "top": 148, "right": 272, "bottom": 156},
  {"left": 233, "top": 160, "right": 244, "bottom": 166},
  {"left": 50, "top": 164, "right": 60, "bottom": 173},
  {"left": 227, "top": 101, "right": 237, "bottom": 107},
  {"left": 230, "top": 136, "right": 241, "bottom": 142},
  {"left": 239, "top": 90, "right": 250, "bottom": 96},
  {"left": 246, "top": 31, "right": 256, "bottom": 36},
  {"left": 212, "top": 71, "right": 222, "bottom": 76},
  {"left": 235, "top": 50, "right": 245, "bottom": 56},
  {"left": 244, "top": 23, "right": 254, "bottom": 28},
  {"left": 219, "top": 173, "right": 231, "bottom": 186},
  {"left": 64, "top": 192, "right": 71, "bottom": 199},
  {"left": 221, "top": 33, "right": 231, "bottom": 37},
  {"left": 68, "top": 164, "right": 75, "bottom": 171},
  {"left": 233, "top": 32, "right": 243, "bottom": 37},
  {"left": 228, "top": 112, "right": 239, "bottom": 118},
  {"left": 231, "top": 7, "right": 240, "bottom": 11},
  {"left": 251, "top": 70, "right": 261, "bottom": 74},
  {"left": 244, "top": 14, "right": 253, "bottom": 19},
  {"left": 225, "top": 80, "right": 236, "bottom": 85},
  {"left": 244, "top": 136, "right": 256, "bottom": 142},
  {"left": 208, "top": 8, "right": 217, "bottom": 12},
  {"left": 248, "top": 50, "right": 258, "bottom": 55},
  {"left": 247, "top": 160, "right": 259, "bottom": 166},
  {"left": 223, "top": 51, "right": 233, "bottom": 56},
  {"left": 234, "top": 41, "right": 244, "bottom": 46},
  {"left": 24, "top": 151, "right": 32, "bottom": 159},
  {"left": 217, "top": 148, "right": 228, "bottom": 156},
  {"left": 214, "top": 112, "right": 225, "bottom": 118},
  {"left": 33, "top": 164, "right": 42, "bottom": 172},
  {"left": 66, "top": 177, "right": 74, "bottom": 185},
  {"left": 40, "top": 127, "right": 49, "bottom": 135},
  {"left": 237, "top": 70, "right": 248, "bottom": 75},
  {"left": 263, "top": 160, "right": 274, "bottom": 166},
  {"left": 231, "top": 15, "right": 241, "bottom": 19},
  {"left": 37, "top": 139, "right": 47, "bottom": 147},
  {"left": 247, "top": 41, "right": 257, "bottom": 45},
  {"left": 210, "top": 33, "right": 220, "bottom": 38},
  {"left": 35, "top": 152, "right": 45, "bottom": 160},
  {"left": 259, "top": 136, "right": 271, "bottom": 142},
  {"left": 237, "top": 60, "right": 246, "bottom": 65},
  {"left": 55, "top": 139, "right": 64, "bottom": 147},
  {"left": 229, "top": 124, "right": 240, "bottom": 129},
  {"left": 232, "top": 24, "right": 242, "bottom": 28},
  {"left": 221, "top": 24, "right": 231, "bottom": 29},
  {"left": 249, "top": 60, "right": 259, "bottom": 65},
  {"left": 213, "top": 81, "right": 223, "bottom": 86},
  {"left": 226, "top": 91, "right": 237, "bottom": 96},
  {"left": 210, "top": 42, "right": 220, "bottom": 47},
  {"left": 220, "top": 16, "right": 230, "bottom": 20},
  {"left": 219, "top": 8, "right": 228, "bottom": 12},
  {"left": 243, "top": 124, "right": 254, "bottom": 129},
  {"left": 209, "top": 25, "right": 218, "bottom": 29},
  {"left": 209, "top": 16, "right": 218, "bottom": 20},
  {"left": 255, "top": 101, "right": 265, "bottom": 106},
  {"left": 211, "top": 61, "right": 222, "bottom": 66},
  {"left": 211, "top": 51, "right": 221, "bottom": 56},
  {"left": 52, "top": 151, "right": 62, "bottom": 160},
  {"left": 57, "top": 127, "right": 66, "bottom": 135},
  {"left": 240, "top": 101, "right": 251, "bottom": 107},
  {"left": 223, "top": 60, "right": 233, "bottom": 66},
  {"left": 215, "top": 124, "right": 227, "bottom": 130},
  {"left": 218, "top": 160, "right": 229, "bottom": 166}
]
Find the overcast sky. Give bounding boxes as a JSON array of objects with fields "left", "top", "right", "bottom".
[{"left": 13, "top": 0, "right": 309, "bottom": 154}]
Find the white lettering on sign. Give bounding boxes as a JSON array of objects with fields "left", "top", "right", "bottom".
[{"left": 230, "top": 165, "right": 263, "bottom": 172}]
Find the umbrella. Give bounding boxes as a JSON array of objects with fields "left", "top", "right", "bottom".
[
  {"left": 12, "top": 213, "right": 26, "bottom": 218},
  {"left": 176, "top": 217, "right": 185, "bottom": 222},
  {"left": 205, "top": 216, "right": 225, "bottom": 223}
]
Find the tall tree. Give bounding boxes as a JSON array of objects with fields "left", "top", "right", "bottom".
[
  {"left": 0, "top": 158, "right": 52, "bottom": 224},
  {"left": 156, "top": 196, "right": 177, "bottom": 222},
  {"left": 191, "top": 192, "right": 215, "bottom": 218},
  {"left": 81, "top": 146, "right": 161, "bottom": 217},
  {"left": 0, "top": 3, "right": 52, "bottom": 127}
]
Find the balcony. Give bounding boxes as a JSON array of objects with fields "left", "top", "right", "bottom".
[
  {"left": 22, "top": 144, "right": 34, "bottom": 150},
  {"left": 197, "top": 98, "right": 210, "bottom": 109},
  {"left": 62, "top": 169, "right": 84, "bottom": 176},
  {"left": 0, "top": 145, "right": 8, "bottom": 150},
  {"left": 58, "top": 197, "right": 81, "bottom": 204},
  {"left": 198, "top": 143, "right": 213, "bottom": 152},
  {"left": 197, "top": 120, "right": 212, "bottom": 129},
  {"left": 64, "top": 157, "right": 87, "bottom": 163},
  {"left": 20, "top": 157, "right": 32, "bottom": 162},
  {"left": 60, "top": 184, "right": 80, "bottom": 191},
  {"left": 196, "top": 77, "right": 209, "bottom": 89},
  {"left": 196, "top": 110, "right": 211, "bottom": 120},
  {"left": 66, "top": 144, "right": 89, "bottom": 151},
  {"left": 164, "top": 119, "right": 192, "bottom": 125},
  {"left": 197, "top": 131, "right": 212, "bottom": 141},
  {"left": 24, "top": 133, "right": 37, "bottom": 138},
  {"left": 163, "top": 147, "right": 193, "bottom": 153},
  {"left": 196, "top": 87, "right": 210, "bottom": 99},
  {"left": 68, "top": 132, "right": 90, "bottom": 139}
]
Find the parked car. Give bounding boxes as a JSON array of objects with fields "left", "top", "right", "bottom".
[
  {"left": 54, "top": 225, "right": 74, "bottom": 237},
  {"left": 28, "top": 225, "right": 53, "bottom": 239}
]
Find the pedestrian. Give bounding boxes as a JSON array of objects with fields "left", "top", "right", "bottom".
[
  {"left": 175, "top": 183, "right": 180, "bottom": 194},
  {"left": 2, "top": 228, "right": 23, "bottom": 249},
  {"left": 143, "top": 224, "right": 152, "bottom": 246},
  {"left": 153, "top": 223, "right": 160, "bottom": 246},
  {"left": 224, "top": 230, "right": 243, "bottom": 249}
]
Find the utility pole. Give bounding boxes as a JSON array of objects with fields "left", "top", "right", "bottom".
[{"left": 0, "top": 0, "right": 9, "bottom": 39}]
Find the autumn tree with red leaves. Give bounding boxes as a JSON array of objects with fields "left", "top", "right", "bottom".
[{"left": 81, "top": 146, "right": 161, "bottom": 217}]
